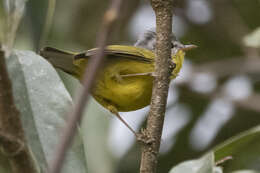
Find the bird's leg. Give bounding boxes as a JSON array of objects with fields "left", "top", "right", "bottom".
[
  {"left": 112, "top": 111, "right": 155, "bottom": 144},
  {"left": 114, "top": 112, "right": 138, "bottom": 137},
  {"left": 120, "top": 72, "right": 156, "bottom": 78},
  {"left": 107, "top": 105, "right": 156, "bottom": 144},
  {"left": 107, "top": 105, "right": 138, "bottom": 137}
]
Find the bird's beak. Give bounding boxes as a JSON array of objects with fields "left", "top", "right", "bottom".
[{"left": 180, "top": 44, "right": 197, "bottom": 51}]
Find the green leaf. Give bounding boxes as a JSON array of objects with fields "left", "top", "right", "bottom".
[
  {"left": 5, "top": 50, "right": 87, "bottom": 172},
  {"left": 214, "top": 126, "right": 260, "bottom": 171},
  {"left": 231, "top": 170, "right": 260, "bottom": 173},
  {"left": 169, "top": 152, "right": 221, "bottom": 173}
]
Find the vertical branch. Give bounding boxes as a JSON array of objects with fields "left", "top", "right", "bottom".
[
  {"left": 0, "top": 51, "right": 37, "bottom": 173},
  {"left": 48, "top": 0, "right": 122, "bottom": 173},
  {"left": 39, "top": 0, "right": 56, "bottom": 51},
  {"left": 139, "top": 0, "right": 174, "bottom": 173}
]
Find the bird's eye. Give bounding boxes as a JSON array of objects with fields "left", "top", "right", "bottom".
[{"left": 171, "top": 43, "right": 174, "bottom": 48}]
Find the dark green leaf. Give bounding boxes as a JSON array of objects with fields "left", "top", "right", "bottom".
[{"left": 215, "top": 126, "right": 260, "bottom": 171}]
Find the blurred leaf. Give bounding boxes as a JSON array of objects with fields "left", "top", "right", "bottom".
[
  {"left": 0, "top": 2, "right": 4, "bottom": 43},
  {"left": 57, "top": 70, "right": 79, "bottom": 97},
  {"left": 167, "top": 123, "right": 260, "bottom": 173},
  {"left": 0, "top": 156, "right": 12, "bottom": 173},
  {"left": 214, "top": 167, "right": 224, "bottom": 173},
  {"left": 231, "top": 170, "right": 260, "bottom": 173},
  {"left": 58, "top": 71, "right": 117, "bottom": 173},
  {"left": 82, "top": 98, "right": 116, "bottom": 173},
  {"left": 169, "top": 152, "right": 221, "bottom": 173},
  {"left": 214, "top": 126, "right": 260, "bottom": 171},
  {"left": 5, "top": 50, "right": 87, "bottom": 173},
  {"left": 25, "top": 0, "right": 49, "bottom": 50},
  {"left": 1, "top": 0, "right": 27, "bottom": 50},
  {"left": 243, "top": 27, "right": 260, "bottom": 48}
]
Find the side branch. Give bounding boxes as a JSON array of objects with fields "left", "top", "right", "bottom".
[
  {"left": 140, "top": 0, "right": 174, "bottom": 173},
  {"left": 48, "top": 0, "right": 122, "bottom": 173}
]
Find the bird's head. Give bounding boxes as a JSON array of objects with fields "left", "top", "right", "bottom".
[
  {"left": 134, "top": 30, "right": 196, "bottom": 55},
  {"left": 135, "top": 30, "right": 196, "bottom": 79}
]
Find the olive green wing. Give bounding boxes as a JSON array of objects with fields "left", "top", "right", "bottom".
[
  {"left": 40, "top": 46, "right": 156, "bottom": 78},
  {"left": 40, "top": 47, "right": 78, "bottom": 75},
  {"left": 74, "top": 45, "right": 155, "bottom": 63}
]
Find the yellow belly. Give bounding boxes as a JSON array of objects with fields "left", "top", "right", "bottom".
[
  {"left": 93, "top": 60, "right": 154, "bottom": 112},
  {"left": 77, "top": 58, "right": 154, "bottom": 112},
  {"left": 93, "top": 75, "right": 153, "bottom": 112}
]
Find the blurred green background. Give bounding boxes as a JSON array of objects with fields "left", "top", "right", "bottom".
[{"left": 3, "top": 0, "right": 260, "bottom": 172}]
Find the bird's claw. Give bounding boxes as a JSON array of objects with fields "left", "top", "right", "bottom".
[{"left": 136, "top": 129, "right": 155, "bottom": 145}]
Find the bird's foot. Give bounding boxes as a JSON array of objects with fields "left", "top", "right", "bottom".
[
  {"left": 169, "top": 60, "right": 176, "bottom": 72},
  {"left": 136, "top": 128, "right": 155, "bottom": 145},
  {"left": 112, "top": 73, "right": 123, "bottom": 83},
  {"left": 108, "top": 105, "right": 139, "bottom": 137}
]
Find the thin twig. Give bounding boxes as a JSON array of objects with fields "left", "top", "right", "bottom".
[
  {"left": 47, "top": 0, "right": 122, "bottom": 173},
  {"left": 39, "top": 0, "right": 56, "bottom": 52},
  {"left": 139, "top": 0, "right": 174, "bottom": 173},
  {"left": 0, "top": 50, "right": 37, "bottom": 173}
]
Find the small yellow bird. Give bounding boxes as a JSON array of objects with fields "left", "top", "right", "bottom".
[{"left": 40, "top": 31, "right": 196, "bottom": 135}]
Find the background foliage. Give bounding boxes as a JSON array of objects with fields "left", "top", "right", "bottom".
[{"left": 1, "top": 0, "right": 260, "bottom": 172}]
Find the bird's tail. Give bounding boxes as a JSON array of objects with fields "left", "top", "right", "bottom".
[{"left": 40, "top": 47, "right": 78, "bottom": 76}]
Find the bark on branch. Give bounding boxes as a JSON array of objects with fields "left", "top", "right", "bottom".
[
  {"left": 0, "top": 50, "right": 37, "bottom": 173},
  {"left": 139, "top": 0, "right": 174, "bottom": 173}
]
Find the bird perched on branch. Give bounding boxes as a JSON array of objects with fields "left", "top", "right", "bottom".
[{"left": 40, "top": 30, "right": 196, "bottom": 136}]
